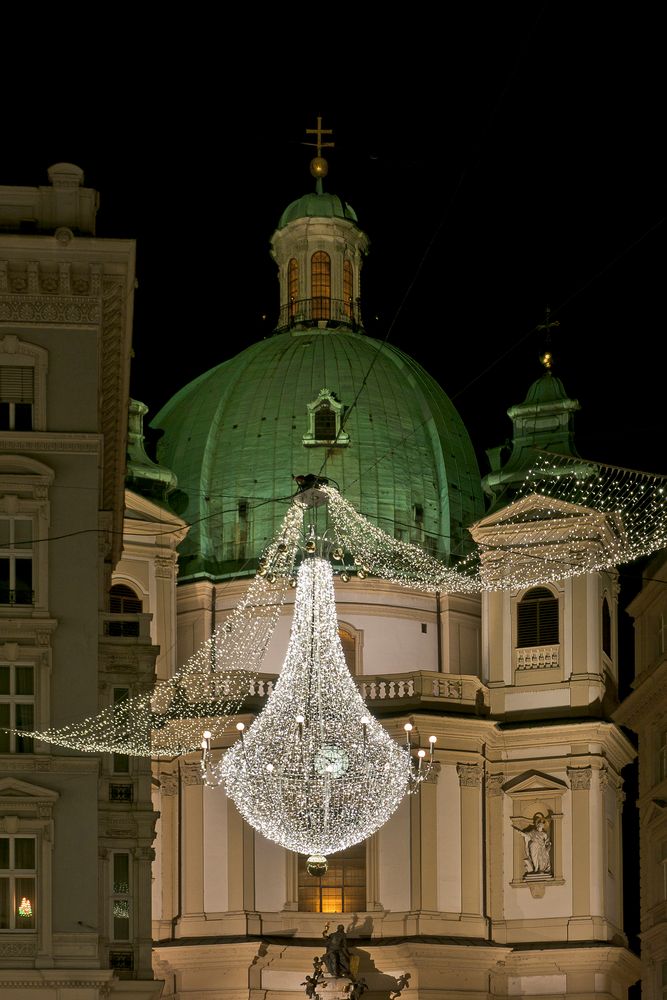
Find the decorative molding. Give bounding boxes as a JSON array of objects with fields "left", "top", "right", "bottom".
[
  {"left": 180, "top": 761, "right": 202, "bottom": 786},
  {"left": 457, "top": 763, "right": 482, "bottom": 787},
  {"left": 568, "top": 766, "right": 592, "bottom": 790},
  {"left": 0, "top": 294, "right": 101, "bottom": 324},
  {"left": 0, "top": 434, "right": 101, "bottom": 453},
  {"left": 158, "top": 772, "right": 178, "bottom": 796},
  {"left": 486, "top": 773, "right": 505, "bottom": 797},
  {"left": 154, "top": 555, "right": 175, "bottom": 579}
]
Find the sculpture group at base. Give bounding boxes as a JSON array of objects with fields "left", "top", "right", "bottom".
[{"left": 301, "top": 924, "right": 409, "bottom": 999}]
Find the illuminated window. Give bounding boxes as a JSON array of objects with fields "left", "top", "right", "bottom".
[
  {"left": 602, "top": 597, "right": 611, "bottom": 657},
  {"left": 0, "top": 516, "right": 33, "bottom": 606},
  {"left": 343, "top": 260, "right": 353, "bottom": 318},
  {"left": 0, "top": 834, "right": 36, "bottom": 929},
  {"left": 0, "top": 663, "right": 34, "bottom": 753},
  {"left": 298, "top": 843, "right": 366, "bottom": 913},
  {"left": 311, "top": 251, "right": 331, "bottom": 320},
  {"left": 111, "top": 852, "right": 131, "bottom": 941},
  {"left": 517, "top": 587, "right": 559, "bottom": 647},
  {"left": 0, "top": 366, "right": 34, "bottom": 430},
  {"left": 303, "top": 389, "right": 349, "bottom": 447},
  {"left": 288, "top": 258, "right": 298, "bottom": 317}
]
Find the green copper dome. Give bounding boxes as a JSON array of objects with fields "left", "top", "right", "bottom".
[
  {"left": 151, "top": 328, "right": 484, "bottom": 581},
  {"left": 278, "top": 191, "right": 358, "bottom": 228}
]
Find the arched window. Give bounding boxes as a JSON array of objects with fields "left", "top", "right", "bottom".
[
  {"left": 343, "top": 260, "right": 353, "bottom": 319},
  {"left": 298, "top": 843, "right": 365, "bottom": 912},
  {"left": 288, "top": 258, "right": 298, "bottom": 318},
  {"left": 517, "top": 587, "right": 559, "bottom": 647},
  {"left": 108, "top": 584, "right": 142, "bottom": 637},
  {"left": 311, "top": 251, "right": 331, "bottom": 320},
  {"left": 602, "top": 596, "right": 611, "bottom": 657}
]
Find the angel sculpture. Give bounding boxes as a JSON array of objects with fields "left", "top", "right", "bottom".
[{"left": 511, "top": 811, "right": 553, "bottom": 875}]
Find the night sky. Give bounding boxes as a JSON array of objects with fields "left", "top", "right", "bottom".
[{"left": 3, "top": 7, "right": 663, "bottom": 481}]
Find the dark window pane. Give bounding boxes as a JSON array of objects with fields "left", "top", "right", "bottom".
[
  {"left": 0, "top": 879, "right": 9, "bottom": 928},
  {"left": 14, "top": 403, "right": 33, "bottom": 431},
  {"left": 15, "top": 667, "right": 33, "bottom": 695},
  {"left": 15, "top": 839, "right": 35, "bottom": 869},
  {"left": 0, "top": 403, "right": 9, "bottom": 430},
  {"left": 0, "top": 839, "right": 9, "bottom": 868},
  {"left": 0, "top": 667, "right": 9, "bottom": 695}
]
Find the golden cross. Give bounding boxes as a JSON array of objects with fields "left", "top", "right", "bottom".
[
  {"left": 536, "top": 305, "right": 560, "bottom": 335},
  {"left": 304, "top": 116, "right": 334, "bottom": 157}
]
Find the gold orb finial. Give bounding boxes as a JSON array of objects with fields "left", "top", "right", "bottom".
[
  {"left": 540, "top": 350, "right": 553, "bottom": 370},
  {"left": 310, "top": 156, "right": 329, "bottom": 179}
]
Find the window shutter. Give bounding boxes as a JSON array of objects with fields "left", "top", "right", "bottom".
[{"left": 0, "top": 367, "right": 34, "bottom": 403}]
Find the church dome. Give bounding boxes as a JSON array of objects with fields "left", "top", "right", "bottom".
[
  {"left": 278, "top": 191, "right": 358, "bottom": 228},
  {"left": 522, "top": 371, "right": 570, "bottom": 405},
  {"left": 151, "top": 328, "right": 484, "bottom": 581},
  {"left": 151, "top": 147, "right": 484, "bottom": 583}
]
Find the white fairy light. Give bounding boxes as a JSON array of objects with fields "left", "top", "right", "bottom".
[{"left": 201, "top": 556, "right": 434, "bottom": 861}]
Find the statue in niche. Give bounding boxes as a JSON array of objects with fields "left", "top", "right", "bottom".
[{"left": 512, "top": 810, "right": 553, "bottom": 875}]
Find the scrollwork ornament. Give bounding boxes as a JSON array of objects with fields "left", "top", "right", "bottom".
[{"left": 567, "top": 766, "right": 592, "bottom": 790}]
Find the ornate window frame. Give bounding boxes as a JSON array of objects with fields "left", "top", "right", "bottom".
[
  {"left": 302, "top": 389, "right": 349, "bottom": 447},
  {"left": 0, "top": 336, "right": 48, "bottom": 432},
  {"left": 0, "top": 777, "right": 58, "bottom": 963}
]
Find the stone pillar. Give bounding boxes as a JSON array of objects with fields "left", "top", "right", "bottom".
[
  {"left": 568, "top": 765, "right": 592, "bottom": 938},
  {"left": 409, "top": 764, "right": 440, "bottom": 913},
  {"left": 457, "top": 762, "right": 483, "bottom": 917},
  {"left": 180, "top": 760, "right": 204, "bottom": 920},
  {"left": 486, "top": 771, "right": 505, "bottom": 926}
]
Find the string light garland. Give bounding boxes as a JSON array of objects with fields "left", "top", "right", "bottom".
[
  {"left": 10, "top": 463, "right": 667, "bottom": 759},
  {"left": 201, "top": 554, "right": 436, "bottom": 866},
  {"left": 19, "top": 503, "right": 305, "bottom": 756}
]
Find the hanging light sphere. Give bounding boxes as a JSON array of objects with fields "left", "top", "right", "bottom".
[
  {"left": 306, "top": 854, "right": 328, "bottom": 877},
  {"left": 357, "top": 568, "right": 367, "bottom": 579},
  {"left": 332, "top": 547, "right": 344, "bottom": 560},
  {"left": 305, "top": 539, "right": 317, "bottom": 553},
  {"left": 340, "top": 571, "right": 350, "bottom": 583}
]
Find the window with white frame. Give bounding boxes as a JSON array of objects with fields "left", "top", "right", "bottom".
[
  {"left": 0, "top": 834, "right": 36, "bottom": 930},
  {"left": 111, "top": 852, "right": 131, "bottom": 941},
  {"left": 0, "top": 663, "right": 34, "bottom": 753},
  {"left": 0, "top": 516, "right": 33, "bottom": 606}
]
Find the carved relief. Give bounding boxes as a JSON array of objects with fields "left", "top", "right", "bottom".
[
  {"left": 154, "top": 555, "right": 174, "bottom": 579},
  {"left": 180, "top": 761, "right": 202, "bottom": 786},
  {"left": 568, "top": 766, "right": 592, "bottom": 790},
  {"left": 486, "top": 773, "right": 505, "bottom": 797},
  {"left": 456, "top": 763, "right": 482, "bottom": 787}
]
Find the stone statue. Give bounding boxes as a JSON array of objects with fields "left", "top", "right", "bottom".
[
  {"left": 321, "top": 922, "right": 351, "bottom": 977},
  {"left": 390, "top": 971, "right": 411, "bottom": 997},
  {"left": 301, "top": 973, "right": 326, "bottom": 999},
  {"left": 345, "top": 978, "right": 368, "bottom": 1000},
  {"left": 512, "top": 811, "right": 552, "bottom": 875}
]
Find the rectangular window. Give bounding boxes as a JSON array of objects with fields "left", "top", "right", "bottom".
[
  {"left": 0, "top": 517, "right": 34, "bottom": 606},
  {"left": 0, "top": 664, "right": 34, "bottom": 753},
  {"left": 0, "top": 835, "right": 36, "bottom": 929},
  {"left": 112, "top": 852, "right": 131, "bottom": 941},
  {"left": 298, "top": 843, "right": 365, "bottom": 913},
  {"left": 0, "top": 366, "right": 34, "bottom": 431}
]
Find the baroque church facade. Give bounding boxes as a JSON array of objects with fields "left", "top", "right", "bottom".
[{"left": 0, "top": 147, "right": 660, "bottom": 999}]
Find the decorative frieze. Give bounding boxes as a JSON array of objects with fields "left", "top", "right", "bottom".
[
  {"left": 568, "top": 766, "right": 592, "bottom": 790},
  {"left": 457, "top": 763, "right": 482, "bottom": 787}
]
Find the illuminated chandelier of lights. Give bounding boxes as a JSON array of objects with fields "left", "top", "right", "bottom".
[
  {"left": 18, "top": 504, "right": 305, "bottom": 756},
  {"left": 201, "top": 555, "right": 435, "bottom": 866}
]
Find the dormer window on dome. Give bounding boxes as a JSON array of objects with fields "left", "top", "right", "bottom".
[{"left": 303, "top": 389, "right": 349, "bottom": 447}]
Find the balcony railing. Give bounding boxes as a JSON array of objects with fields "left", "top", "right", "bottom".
[
  {"left": 0, "top": 588, "right": 34, "bottom": 606},
  {"left": 275, "top": 297, "right": 362, "bottom": 332},
  {"left": 515, "top": 644, "right": 560, "bottom": 671}
]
